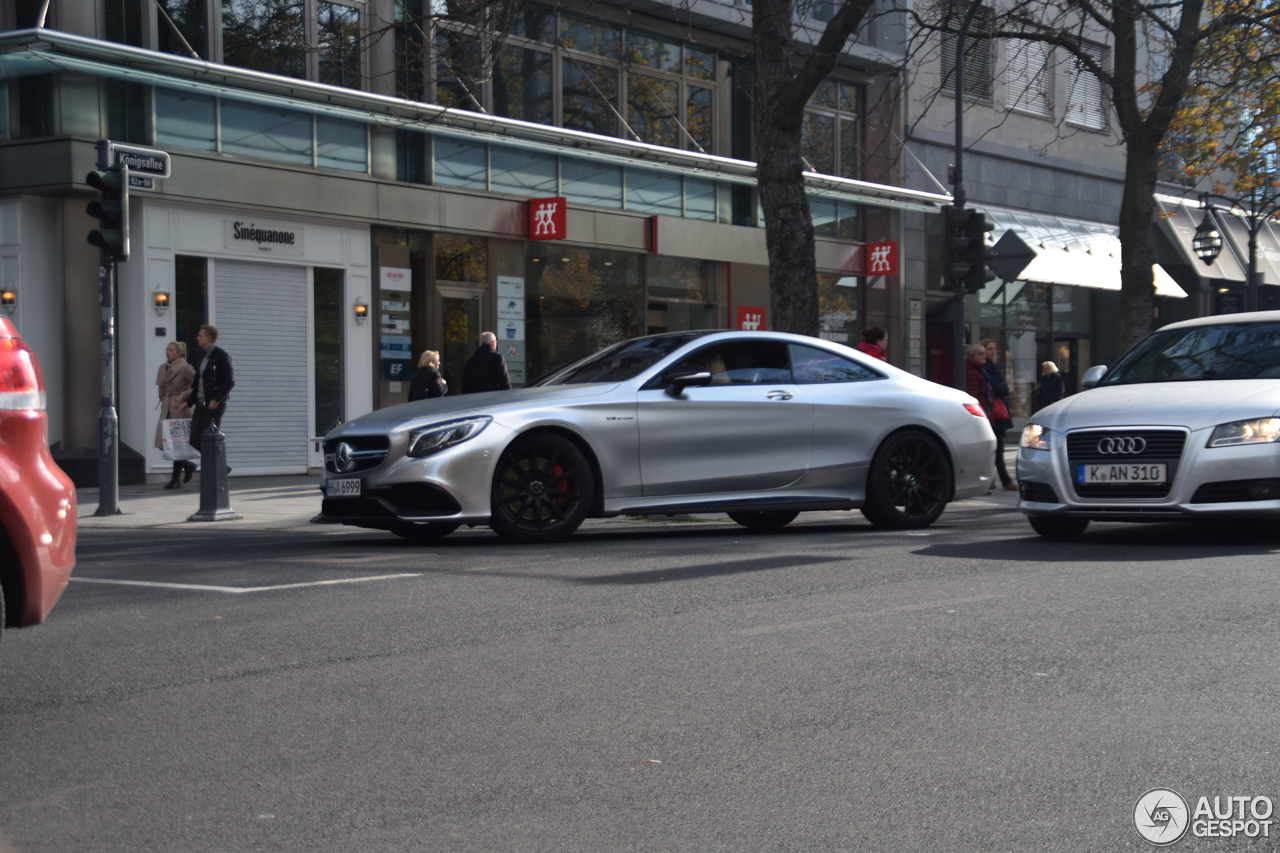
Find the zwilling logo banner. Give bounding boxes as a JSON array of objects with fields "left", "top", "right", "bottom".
[
  {"left": 737, "top": 306, "right": 765, "bottom": 331},
  {"left": 865, "top": 241, "right": 898, "bottom": 276},
  {"left": 529, "top": 197, "right": 567, "bottom": 241}
]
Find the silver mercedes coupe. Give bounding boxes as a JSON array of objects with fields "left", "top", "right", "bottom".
[
  {"left": 1018, "top": 311, "right": 1280, "bottom": 538},
  {"left": 316, "top": 331, "right": 997, "bottom": 543}
]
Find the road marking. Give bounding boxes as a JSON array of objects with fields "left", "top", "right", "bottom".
[
  {"left": 272, "top": 554, "right": 434, "bottom": 564},
  {"left": 69, "top": 573, "right": 422, "bottom": 595},
  {"left": 738, "top": 594, "right": 1006, "bottom": 636}
]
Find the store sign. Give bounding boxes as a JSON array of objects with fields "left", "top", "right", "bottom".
[
  {"left": 865, "top": 241, "right": 898, "bottom": 276},
  {"left": 381, "top": 335, "right": 412, "bottom": 380},
  {"left": 737, "top": 306, "right": 765, "bottom": 331},
  {"left": 529, "top": 197, "right": 567, "bottom": 241},
  {"left": 381, "top": 267, "right": 411, "bottom": 289},
  {"left": 224, "top": 218, "right": 305, "bottom": 256}
]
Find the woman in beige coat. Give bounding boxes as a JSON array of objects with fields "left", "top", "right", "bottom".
[{"left": 155, "top": 341, "right": 196, "bottom": 489}]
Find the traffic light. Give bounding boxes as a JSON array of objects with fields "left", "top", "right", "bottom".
[
  {"left": 963, "top": 209, "right": 996, "bottom": 293},
  {"left": 86, "top": 167, "right": 129, "bottom": 261},
  {"left": 942, "top": 204, "right": 996, "bottom": 294}
]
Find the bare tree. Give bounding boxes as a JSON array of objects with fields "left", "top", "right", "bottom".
[
  {"left": 909, "top": 0, "right": 1280, "bottom": 353},
  {"left": 751, "top": 0, "right": 883, "bottom": 336}
]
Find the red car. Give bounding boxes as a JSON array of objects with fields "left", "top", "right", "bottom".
[{"left": 0, "top": 316, "right": 75, "bottom": 645}]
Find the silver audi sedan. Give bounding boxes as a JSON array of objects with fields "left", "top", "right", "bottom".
[
  {"left": 1018, "top": 311, "right": 1280, "bottom": 538},
  {"left": 316, "top": 331, "right": 997, "bottom": 543}
]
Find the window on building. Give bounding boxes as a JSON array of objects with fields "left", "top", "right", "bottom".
[
  {"left": 174, "top": 255, "right": 209, "bottom": 369},
  {"left": 941, "top": 4, "right": 994, "bottom": 100},
  {"left": 157, "top": 0, "right": 208, "bottom": 58},
  {"left": 803, "top": 80, "right": 860, "bottom": 178},
  {"left": 222, "top": 0, "right": 363, "bottom": 88},
  {"left": 395, "top": 0, "right": 427, "bottom": 102},
  {"left": 396, "top": 129, "right": 428, "bottom": 184},
  {"left": 313, "top": 267, "right": 345, "bottom": 435},
  {"left": 430, "top": 5, "right": 715, "bottom": 152},
  {"left": 16, "top": 75, "right": 52, "bottom": 139},
  {"left": 1005, "top": 37, "right": 1052, "bottom": 118},
  {"left": 435, "top": 234, "right": 488, "bottom": 283},
  {"left": 106, "top": 0, "right": 144, "bottom": 46},
  {"left": 1067, "top": 41, "right": 1109, "bottom": 131}
]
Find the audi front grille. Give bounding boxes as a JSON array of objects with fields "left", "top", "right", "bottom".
[{"left": 1065, "top": 429, "right": 1188, "bottom": 500}]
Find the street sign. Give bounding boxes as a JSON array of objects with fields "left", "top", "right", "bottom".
[
  {"left": 127, "top": 174, "right": 155, "bottom": 191},
  {"left": 110, "top": 143, "right": 171, "bottom": 179},
  {"left": 987, "top": 229, "right": 1036, "bottom": 282}
]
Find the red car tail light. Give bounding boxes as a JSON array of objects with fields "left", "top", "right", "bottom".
[
  {"left": 964, "top": 403, "right": 986, "bottom": 418},
  {"left": 0, "top": 331, "right": 46, "bottom": 411}
]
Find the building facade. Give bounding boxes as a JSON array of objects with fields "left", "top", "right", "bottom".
[{"left": 0, "top": 0, "right": 954, "bottom": 482}]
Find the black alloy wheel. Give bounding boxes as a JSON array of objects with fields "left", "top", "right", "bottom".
[
  {"left": 727, "top": 510, "right": 800, "bottom": 532},
  {"left": 490, "top": 433, "right": 594, "bottom": 544},
  {"left": 861, "top": 430, "right": 953, "bottom": 529},
  {"left": 391, "top": 522, "right": 460, "bottom": 542},
  {"left": 1028, "top": 516, "right": 1090, "bottom": 539}
]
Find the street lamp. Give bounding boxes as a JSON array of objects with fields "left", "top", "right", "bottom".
[{"left": 1192, "top": 187, "right": 1280, "bottom": 313}]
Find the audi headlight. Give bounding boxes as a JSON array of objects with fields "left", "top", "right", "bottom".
[
  {"left": 1020, "top": 423, "right": 1052, "bottom": 451},
  {"left": 1206, "top": 417, "right": 1280, "bottom": 448},
  {"left": 406, "top": 416, "right": 491, "bottom": 457}
]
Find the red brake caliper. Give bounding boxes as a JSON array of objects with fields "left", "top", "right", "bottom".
[{"left": 551, "top": 462, "right": 569, "bottom": 510}]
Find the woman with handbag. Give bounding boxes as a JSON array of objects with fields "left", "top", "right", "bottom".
[
  {"left": 981, "top": 339, "right": 1017, "bottom": 491},
  {"left": 155, "top": 341, "right": 197, "bottom": 489}
]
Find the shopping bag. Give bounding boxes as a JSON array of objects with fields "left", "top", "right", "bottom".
[{"left": 162, "top": 418, "right": 200, "bottom": 461}]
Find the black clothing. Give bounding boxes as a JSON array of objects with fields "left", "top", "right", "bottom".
[
  {"left": 1037, "top": 373, "right": 1065, "bottom": 409},
  {"left": 184, "top": 344, "right": 235, "bottom": 408},
  {"left": 188, "top": 400, "right": 226, "bottom": 454},
  {"left": 408, "top": 365, "right": 448, "bottom": 401},
  {"left": 461, "top": 346, "right": 511, "bottom": 394}
]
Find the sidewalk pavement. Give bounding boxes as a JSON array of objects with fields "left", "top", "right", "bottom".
[{"left": 76, "top": 447, "right": 1023, "bottom": 533}]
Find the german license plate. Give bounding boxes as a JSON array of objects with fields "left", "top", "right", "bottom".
[
  {"left": 1077, "top": 463, "right": 1167, "bottom": 484},
  {"left": 327, "top": 477, "right": 362, "bottom": 497}
]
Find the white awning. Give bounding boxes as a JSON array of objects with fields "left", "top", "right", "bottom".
[{"left": 980, "top": 203, "right": 1186, "bottom": 297}]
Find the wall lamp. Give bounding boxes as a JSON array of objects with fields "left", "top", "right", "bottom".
[
  {"left": 153, "top": 290, "right": 171, "bottom": 313},
  {"left": 354, "top": 298, "right": 369, "bottom": 323},
  {"left": 0, "top": 285, "right": 15, "bottom": 314}
]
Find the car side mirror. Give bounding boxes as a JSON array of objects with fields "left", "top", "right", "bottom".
[
  {"left": 1081, "top": 365, "right": 1107, "bottom": 389},
  {"left": 662, "top": 366, "right": 712, "bottom": 396}
]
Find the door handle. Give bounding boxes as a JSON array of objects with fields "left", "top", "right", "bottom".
[{"left": 766, "top": 390, "right": 793, "bottom": 401}]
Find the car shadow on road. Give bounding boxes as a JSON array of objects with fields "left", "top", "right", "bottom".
[
  {"left": 912, "top": 521, "right": 1280, "bottom": 562},
  {"left": 573, "top": 553, "right": 848, "bottom": 584}
]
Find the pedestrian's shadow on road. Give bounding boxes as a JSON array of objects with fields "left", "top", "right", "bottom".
[{"left": 912, "top": 521, "right": 1280, "bottom": 563}]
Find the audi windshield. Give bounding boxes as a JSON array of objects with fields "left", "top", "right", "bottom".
[{"left": 1100, "top": 323, "right": 1280, "bottom": 385}]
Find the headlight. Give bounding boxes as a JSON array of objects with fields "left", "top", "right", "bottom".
[
  {"left": 406, "top": 416, "right": 491, "bottom": 457},
  {"left": 1206, "top": 417, "right": 1280, "bottom": 448},
  {"left": 1020, "top": 423, "right": 1051, "bottom": 451}
]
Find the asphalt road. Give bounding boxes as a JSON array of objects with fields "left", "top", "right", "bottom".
[{"left": 3, "top": 502, "right": 1280, "bottom": 852}]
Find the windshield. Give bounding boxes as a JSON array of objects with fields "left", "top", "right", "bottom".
[
  {"left": 530, "top": 332, "right": 711, "bottom": 386},
  {"left": 1101, "top": 323, "right": 1280, "bottom": 385}
]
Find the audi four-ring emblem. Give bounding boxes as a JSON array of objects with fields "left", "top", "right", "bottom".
[{"left": 1097, "top": 436, "right": 1146, "bottom": 454}]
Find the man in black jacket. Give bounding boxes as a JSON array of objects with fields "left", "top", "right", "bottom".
[
  {"left": 461, "top": 332, "right": 512, "bottom": 394},
  {"left": 184, "top": 324, "right": 236, "bottom": 454}
]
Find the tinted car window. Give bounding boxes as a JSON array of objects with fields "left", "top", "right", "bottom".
[
  {"left": 534, "top": 332, "right": 709, "bottom": 385},
  {"left": 1101, "top": 323, "right": 1280, "bottom": 385},
  {"left": 789, "top": 344, "right": 883, "bottom": 383},
  {"left": 675, "top": 340, "right": 792, "bottom": 385}
]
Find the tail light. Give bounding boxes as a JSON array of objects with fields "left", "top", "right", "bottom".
[
  {"left": 964, "top": 403, "right": 986, "bottom": 418},
  {"left": 0, "top": 334, "right": 46, "bottom": 411}
]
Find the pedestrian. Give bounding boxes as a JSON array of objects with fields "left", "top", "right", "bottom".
[
  {"left": 1036, "top": 360, "right": 1065, "bottom": 410},
  {"left": 856, "top": 326, "right": 889, "bottom": 361},
  {"left": 184, "top": 324, "right": 235, "bottom": 465},
  {"left": 408, "top": 350, "right": 448, "bottom": 401},
  {"left": 461, "top": 331, "right": 512, "bottom": 394},
  {"left": 155, "top": 341, "right": 196, "bottom": 489},
  {"left": 981, "top": 338, "right": 1017, "bottom": 492}
]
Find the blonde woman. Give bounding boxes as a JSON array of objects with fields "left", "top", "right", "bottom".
[
  {"left": 1036, "top": 360, "right": 1065, "bottom": 410},
  {"left": 408, "top": 350, "right": 448, "bottom": 401},
  {"left": 155, "top": 341, "right": 196, "bottom": 488}
]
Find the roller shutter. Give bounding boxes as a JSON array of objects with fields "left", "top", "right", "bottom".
[{"left": 213, "top": 259, "right": 309, "bottom": 473}]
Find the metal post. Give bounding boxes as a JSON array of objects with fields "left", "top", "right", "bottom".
[
  {"left": 951, "top": 0, "right": 984, "bottom": 390},
  {"left": 1248, "top": 215, "right": 1260, "bottom": 313},
  {"left": 188, "top": 424, "right": 242, "bottom": 522},
  {"left": 93, "top": 141, "right": 121, "bottom": 517}
]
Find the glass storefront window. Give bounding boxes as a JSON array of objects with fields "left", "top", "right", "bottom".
[
  {"left": 628, "top": 74, "right": 680, "bottom": 147},
  {"left": 222, "top": 0, "right": 306, "bottom": 80},
  {"left": 434, "top": 137, "right": 487, "bottom": 188},
  {"left": 491, "top": 146, "right": 557, "bottom": 197},
  {"left": 525, "top": 245, "right": 644, "bottom": 379},
  {"left": 625, "top": 32, "right": 682, "bottom": 72},
  {"left": 562, "top": 159, "right": 622, "bottom": 208},
  {"left": 560, "top": 15, "right": 620, "bottom": 58},
  {"left": 313, "top": 267, "right": 344, "bottom": 434},
  {"left": 563, "top": 60, "right": 620, "bottom": 137},
  {"left": 318, "top": 1, "right": 361, "bottom": 88},
  {"left": 435, "top": 234, "right": 488, "bottom": 283},
  {"left": 220, "top": 101, "right": 313, "bottom": 165},
  {"left": 647, "top": 256, "right": 709, "bottom": 301},
  {"left": 316, "top": 116, "right": 367, "bottom": 171},
  {"left": 492, "top": 45, "right": 553, "bottom": 124},
  {"left": 686, "top": 179, "right": 716, "bottom": 221},
  {"left": 818, "top": 275, "right": 859, "bottom": 345},
  {"left": 627, "top": 169, "right": 682, "bottom": 217}
]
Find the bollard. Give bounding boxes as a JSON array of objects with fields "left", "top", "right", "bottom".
[{"left": 187, "top": 423, "right": 242, "bottom": 522}]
